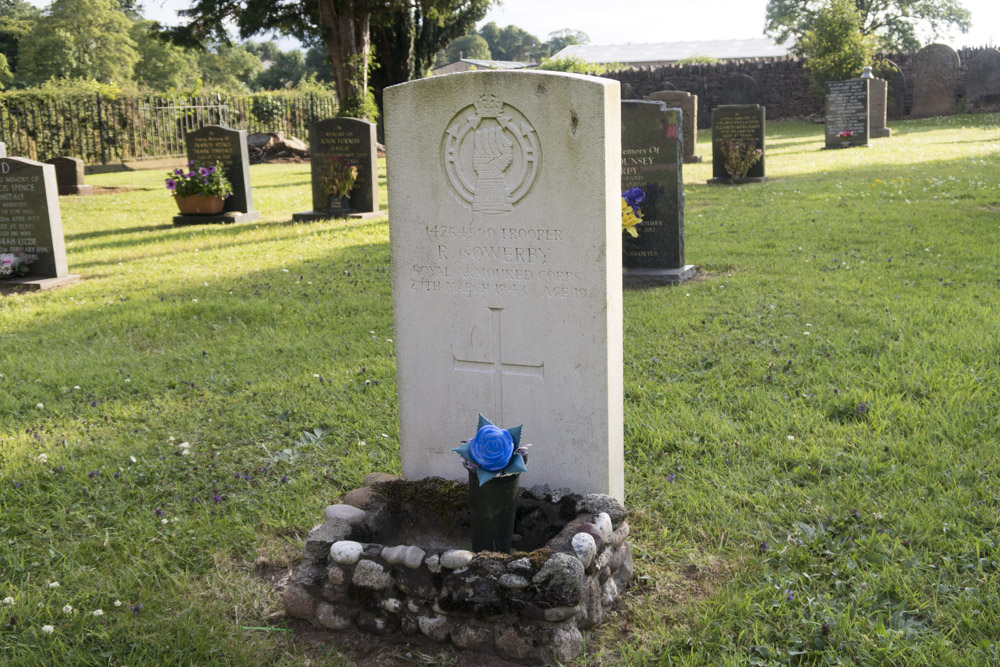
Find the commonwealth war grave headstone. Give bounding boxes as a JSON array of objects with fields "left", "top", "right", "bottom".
[
  {"left": 621, "top": 100, "right": 693, "bottom": 286},
  {"left": 176, "top": 125, "right": 260, "bottom": 225},
  {"left": 0, "top": 143, "right": 5, "bottom": 158},
  {"left": 710, "top": 104, "right": 766, "bottom": 183},
  {"left": 824, "top": 79, "right": 869, "bottom": 148},
  {"left": 966, "top": 48, "right": 1000, "bottom": 114},
  {"left": 0, "top": 157, "right": 79, "bottom": 292},
  {"left": 293, "top": 117, "right": 380, "bottom": 221},
  {"left": 645, "top": 90, "right": 701, "bottom": 163},
  {"left": 911, "top": 44, "right": 960, "bottom": 117},
  {"left": 720, "top": 73, "right": 760, "bottom": 105},
  {"left": 385, "top": 70, "right": 624, "bottom": 500},
  {"left": 45, "top": 156, "right": 93, "bottom": 195}
]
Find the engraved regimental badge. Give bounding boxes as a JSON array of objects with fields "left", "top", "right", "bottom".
[{"left": 441, "top": 93, "right": 541, "bottom": 214}]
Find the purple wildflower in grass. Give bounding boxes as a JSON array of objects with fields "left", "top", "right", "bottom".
[
  {"left": 858, "top": 401, "right": 869, "bottom": 415},
  {"left": 212, "top": 494, "right": 222, "bottom": 503},
  {"left": 13, "top": 482, "right": 21, "bottom": 489},
  {"left": 165, "top": 179, "right": 177, "bottom": 191},
  {"left": 234, "top": 472, "right": 241, "bottom": 479},
  {"left": 785, "top": 589, "right": 794, "bottom": 601},
  {"left": 113, "top": 471, "right": 120, "bottom": 478},
  {"left": 88, "top": 470, "right": 98, "bottom": 478},
  {"left": 130, "top": 603, "right": 142, "bottom": 615},
  {"left": 153, "top": 508, "right": 163, "bottom": 517},
  {"left": 850, "top": 509, "right": 860, "bottom": 520},
  {"left": 280, "top": 476, "right": 289, "bottom": 483},
  {"left": 665, "top": 474, "right": 676, "bottom": 482},
  {"left": 54, "top": 465, "right": 64, "bottom": 473},
  {"left": 759, "top": 541, "right": 769, "bottom": 553}
]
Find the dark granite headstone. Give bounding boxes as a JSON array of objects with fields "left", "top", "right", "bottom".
[
  {"left": 824, "top": 79, "right": 869, "bottom": 148},
  {"left": 720, "top": 74, "right": 760, "bottom": 105},
  {"left": 176, "top": 125, "right": 260, "bottom": 225},
  {"left": 869, "top": 78, "right": 892, "bottom": 138},
  {"left": 911, "top": 44, "right": 959, "bottom": 117},
  {"left": 646, "top": 91, "right": 701, "bottom": 163},
  {"left": 966, "top": 48, "right": 1000, "bottom": 113},
  {"left": 710, "top": 105, "right": 766, "bottom": 182},
  {"left": 621, "top": 82, "right": 637, "bottom": 100},
  {"left": 293, "top": 118, "right": 380, "bottom": 221},
  {"left": 0, "top": 157, "right": 79, "bottom": 292},
  {"left": 45, "top": 156, "right": 93, "bottom": 196},
  {"left": 621, "top": 101, "right": 694, "bottom": 286}
]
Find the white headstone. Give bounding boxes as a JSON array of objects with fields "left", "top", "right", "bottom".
[{"left": 384, "top": 71, "right": 624, "bottom": 499}]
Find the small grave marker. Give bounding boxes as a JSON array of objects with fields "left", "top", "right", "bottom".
[
  {"left": 720, "top": 74, "right": 760, "bottom": 105},
  {"left": 911, "top": 44, "right": 960, "bottom": 117},
  {"left": 45, "top": 156, "right": 93, "bottom": 195},
  {"left": 824, "top": 79, "right": 869, "bottom": 148},
  {"left": 645, "top": 90, "right": 701, "bottom": 163},
  {"left": 175, "top": 125, "right": 260, "bottom": 225},
  {"left": 966, "top": 48, "right": 1000, "bottom": 114},
  {"left": 293, "top": 118, "right": 381, "bottom": 221},
  {"left": 621, "top": 100, "right": 694, "bottom": 285},
  {"left": 0, "top": 157, "right": 79, "bottom": 292}
]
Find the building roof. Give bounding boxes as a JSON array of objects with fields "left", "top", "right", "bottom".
[{"left": 552, "top": 39, "right": 792, "bottom": 64}]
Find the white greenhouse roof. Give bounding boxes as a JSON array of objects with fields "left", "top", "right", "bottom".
[{"left": 553, "top": 39, "right": 791, "bottom": 64}]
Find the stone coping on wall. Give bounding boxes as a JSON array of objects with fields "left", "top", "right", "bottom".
[{"left": 283, "top": 474, "right": 633, "bottom": 664}]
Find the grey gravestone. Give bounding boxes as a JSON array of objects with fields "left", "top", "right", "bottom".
[
  {"left": 621, "top": 82, "right": 637, "bottom": 100},
  {"left": 0, "top": 157, "right": 80, "bottom": 292},
  {"left": 0, "top": 143, "right": 5, "bottom": 158},
  {"left": 621, "top": 101, "right": 694, "bottom": 286},
  {"left": 709, "top": 105, "right": 766, "bottom": 183},
  {"left": 720, "top": 74, "right": 760, "bottom": 105},
  {"left": 824, "top": 79, "right": 869, "bottom": 148},
  {"left": 175, "top": 125, "right": 260, "bottom": 225},
  {"left": 45, "top": 156, "right": 93, "bottom": 196},
  {"left": 884, "top": 62, "right": 906, "bottom": 119},
  {"left": 869, "top": 78, "right": 892, "bottom": 138},
  {"left": 645, "top": 91, "right": 701, "bottom": 163},
  {"left": 293, "top": 118, "right": 380, "bottom": 221},
  {"left": 911, "top": 44, "right": 960, "bottom": 117},
  {"left": 966, "top": 48, "right": 1000, "bottom": 113}
]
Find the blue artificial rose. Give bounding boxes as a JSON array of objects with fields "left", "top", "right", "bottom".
[{"left": 468, "top": 424, "right": 514, "bottom": 471}]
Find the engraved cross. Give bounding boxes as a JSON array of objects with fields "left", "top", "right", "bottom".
[{"left": 452, "top": 307, "right": 544, "bottom": 425}]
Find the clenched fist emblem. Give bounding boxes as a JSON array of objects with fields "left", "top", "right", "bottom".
[{"left": 472, "top": 126, "right": 513, "bottom": 178}]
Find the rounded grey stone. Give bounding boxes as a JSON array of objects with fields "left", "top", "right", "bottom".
[
  {"left": 498, "top": 573, "right": 529, "bottom": 589},
  {"left": 593, "top": 512, "right": 613, "bottom": 543},
  {"left": 315, "top": 602, "right": 354, "bottom": 630},
  {"left": 282, "top": 583, "right": 315, "bottom": 619},
  {"left": 576, "top": 494, "right": 626, "bottom": 523},
  {"left": 324, "top": 503, "right": 366, "bottom": 524},
  {"left": 352, "top": 559, "right": 392, "bottom": 590},
  {"left": 572, "top": 532, "right": 597, "bottom": 568},
  {"left": 506, "top": 557, "right": 532, "bottom": 573},
  {"left": 417, "top": 614, "right": 452, "bottom": 642},
  {"left": 424, "top": 553, "right": 441, "bottom": 573},
  {"left": 440, "top": 549, "right": 474, "bottom": 570},
  {"left": 329, "top": 540, "right": 364, "bottom": 565},
  {"left": 532, "top": 552, "right": 586, "bottom": 606}
]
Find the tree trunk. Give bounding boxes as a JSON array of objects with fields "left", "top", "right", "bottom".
[{"left": 315, "top": 0, "right": 371, "bottom": 117}]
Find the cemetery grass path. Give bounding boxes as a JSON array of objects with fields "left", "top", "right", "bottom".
[{"left": 1, "top": 113, "right": 999, "bottom": 665}]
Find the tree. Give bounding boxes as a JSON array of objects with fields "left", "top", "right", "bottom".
[
  {"left": 167, "top": 0, "right": 493, "bottom": 120},
  {"left": 197, "top": 43, "right": 262, "bottom": 93},
  {"left": 765, "top": 0, "right": 971, "bottom": 51},
  {"left": 442, "top": 33, "right": 491, "bottom": 64},
  {"left": 796, "top": 0, "right": 876, "bottom": 90},
  {"left": 257, "top": 50, "right": 309, "bottom": 89},
  {"left": 478, "top": 22, "right": 543, "bottom": 61},
  {"left": 545, "top": 29, "right": 589, "bottom": 55},
  {"left": 0, "top": 0, "right": 42, "bottom": 75},
  {"left": 16, "top": 0, "right": 138, "bottom": 86},
  {"left": 131, "top": 21, "right": 201, "bottom": 91}
]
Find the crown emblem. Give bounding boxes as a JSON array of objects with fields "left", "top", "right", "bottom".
[{"left": 474, "top": 93, "right": 503, "bottom": 118}]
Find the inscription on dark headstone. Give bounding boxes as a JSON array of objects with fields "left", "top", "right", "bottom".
[
  {"left": 824, "top": 79, "right": 869, "bottom": 148},
  {"left": 966, "top": 48, "right": 1000, "bottom": 114},
  {"left": 45, "top": 156, "right": 93, "bottom": 195},
  {"left": 294, "top": 118, "right": 380, "bottom": 221},
  {"left": 621, "top": 101, "right": 693, "bottom": 285},
  {"left": 911, "top": 44, "right": 960, "bottom": 117},
  {"left": 178, "top": 125, "right": 259, "bottom": 224},
  {"left": 710, "top": 105, "right": 766, "bottom": 181},
  {"left": 0, "top": 157, "right": 79, "bottom": 291},
  {"left": 646, "top": 91, "right": 701, "bottom": 163},
  {"left": 720, "top": 74, "right": 760, "bottom": 106}
]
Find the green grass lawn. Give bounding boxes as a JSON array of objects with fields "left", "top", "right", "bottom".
[{"left": 1, "top": 113, "right": 999, "bottom": 665}]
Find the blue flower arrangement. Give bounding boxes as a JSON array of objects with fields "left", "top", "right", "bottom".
[{"left": 453, "top": 414, "right": 531, "bottom": 486}]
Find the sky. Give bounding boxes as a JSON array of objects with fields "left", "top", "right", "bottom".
[{"left": 26, "top": 0, "right": 1000, "bottom": 50}]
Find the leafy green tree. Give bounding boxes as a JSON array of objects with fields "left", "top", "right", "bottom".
[
  {"left": 796, "top": 0, "right": 876, "bottom": 91},
  {"left": 0, "top": 52, "right": 12, "bottom": 89},
  {"left": 304, "top": 45, "right": 333, "bottom": 83},
  {"left": 478, "top": 22, "right": 543, "bottom": 61},
  {"left": 245, "top": 40, "right": 283, "bottom": 63},
  {"left": 197, "top": 43, "right": 263, "bottom": 93},
  {"left": 16, "top": 0, "right": 138, "bottom": 86},
  {"left": 0, "top": 0, "right": 42, "bottom": 75},
  {"left": 442, "top": 33, "right": 491, "bottom": 64},
  {"left": 131, "top": 21, "right": 201, "bottom": 91},
  {"left": 765, "top": 0, "right": 971, "bottom": 51},
  {"left": 167, "top": 0, "right": 493, "bottom": 119},
  {"left": 545, "top": 29, "right": 589, "bottom": 54},
  {"left": 257, "top": 50, "right": 308, "bottom": 89}
]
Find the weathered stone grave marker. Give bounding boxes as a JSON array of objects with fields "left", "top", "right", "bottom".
[
  {"left": 868, "top": 76, "right": 892, "bottom": 138},
  {"left": 720, "top": 73, "right": 760, "bottom": 105},
  {"left": 824, "top": 79, "right": 869, "bottom": 148},
  {"left": 385, "top": 70, "right": 624, "bottom": 500},
  {"left": 645, "top": 90, "right": 701, "bottom": 163},
  {"left": 0, "top": 157, "right": 80, "bottom": 292},
  {"left": 0, "top": 143, "right": 6, "bottom": 158},
  {"left": 709, "top": 104, "right": 766, "bottom": 183},
  {"left": 621, "top": 100, "right": 694, "bottom": 286},
  {"left": 175, "top": 125, "right": 259, "bottom": 225},
  {"left": 45, "top": 156, "right": 93, "bottom": 195},
  {"left": 966, "top": 48, "right": 1000, "bottom": 114},
  {"left": 293, "top": 117, "right": 381, "bottom": 221},
  {"left": 911, "top": 43, "right": 960, "bottom": 117}
]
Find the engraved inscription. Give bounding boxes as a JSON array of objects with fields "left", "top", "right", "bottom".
[
  {"left": 452, "top": 307, "right": 544, "bottom": 424},
  {"left": 442, "top": 93, "right": 541, "bottom": 214}
]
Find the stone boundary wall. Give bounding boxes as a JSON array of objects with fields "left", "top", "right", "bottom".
[{"left": 602, "top": 46, "right": 996, "bottom": 127}]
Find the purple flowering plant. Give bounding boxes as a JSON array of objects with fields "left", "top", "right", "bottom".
[
  {"left": 453, "top": 414, "right": 531, "bottom": 486},
  {"left": 165, "top": 161, "right": 233, "bottom": 199}
]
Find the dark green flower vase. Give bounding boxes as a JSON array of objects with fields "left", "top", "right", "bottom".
[{"left": 468, "top": 470, "right": 519, "bottom": 553}]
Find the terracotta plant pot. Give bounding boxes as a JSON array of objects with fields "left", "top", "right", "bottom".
[
  {"left": 174, "top": 194, "right": 225, "bottom": 215},
  {"left": 467, "top": 470, "right": 520, "bottom": 553}
]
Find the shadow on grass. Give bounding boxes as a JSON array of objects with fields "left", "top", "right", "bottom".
[{"left": 66, "top": 224, "right": 176, "bottom": 241}]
